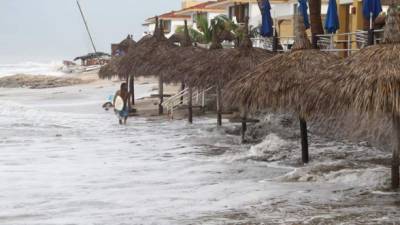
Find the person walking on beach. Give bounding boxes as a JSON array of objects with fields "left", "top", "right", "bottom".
[{"left": 113, "top": 82, "right": 131, "bottom": 125}]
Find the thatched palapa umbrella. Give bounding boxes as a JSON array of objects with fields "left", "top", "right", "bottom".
[
  {"left": 178, "top": 26, "right": 225, "bottom": 126},
  {"left": 303, "top": 4, "right": 400, "bottom": 189},
  {"left": 163, "top": 20, "right": 206, "bottom": 123},
  {"left": 225, "top": 13, "right": 339, "bottom": 163},
  {"left": 168, "top": 33, "right": 185, "bottom": 44},
  {"left": 98, "top": 34, "right": 136, "bottom": 104},
  {"left": 118, "top": 34, "right": 136, "bottom": 54},
  {"left": 118, "top": 17, "right": 180, "bottom": 115},
  {"left": 185, "top": 18, "right": 274, "bottom": 127},
  {"left": 98, "top": 35, "right": 136, "bottom": 80}
]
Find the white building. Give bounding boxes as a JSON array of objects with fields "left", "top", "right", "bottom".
[
  {"left": 205, "top": 0, "right": 329, "bottom": 37},
  {"left": 143, "top": 0, "right": 331, "bottom": 40},
  {"left": 142, "top": 11, "right": 191, "bottom": 38},
  {"left": 174, "top": 1, "right": 225, "bottom": 28},
  {"left": 142, "top": 1, "right": 224, "bottom": 38}
]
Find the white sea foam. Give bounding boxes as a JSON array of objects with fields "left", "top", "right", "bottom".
[
  {"left": 0, "top": 82, "right": 399, "bottom": 224},
  {"left": 0, "top": 61, "right": 65, "bottom": 77},
  {"left": 248, "top": 133, "right": 294, "bottom": 161}
]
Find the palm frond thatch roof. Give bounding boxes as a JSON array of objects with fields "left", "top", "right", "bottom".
[
  {"left": 118, "top": 35, "right": 136, "bottom": 53},
  {"left": 98, "top": 56, "right": 124, "bottom": 80},
  {"left": 224, "top": 13, "right": 339, "bottom": 113},
  {"left": 117, "top": 18, "right": 180, "bottom": 77},
  {"left": 74, "top": 52, "right": 110, "bottom": 61},
  {"left": 182, "top": 19, "right": 274, "bottom": 88},
  {"left": 98, "top": 35, "right": 136, "bottom": 80},
  {"left": 163, "top": 21, "right": 208, "bottom": 83},
  {"left": 302, "top": 4, "right": 400, "bottom": 117},
  {"left": 136, "top": 34, "right": 152, "bottom": 45},
  {"left": 168, "top": 33, "right": 185, "bottom": 44}
]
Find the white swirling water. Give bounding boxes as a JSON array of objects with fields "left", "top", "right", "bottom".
[{"left": 0, "top": 82, "right": 399, "bottom": 225}]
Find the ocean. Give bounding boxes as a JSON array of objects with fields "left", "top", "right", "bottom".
[{"left": 0, "top": 61, "right": 65, "bottom": 78}]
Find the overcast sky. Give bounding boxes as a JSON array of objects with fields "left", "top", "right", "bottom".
[{"left": 0, "top": 0, "right": 181, "bottom": 63}]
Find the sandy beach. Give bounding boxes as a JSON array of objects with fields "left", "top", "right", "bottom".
[{"left": 0, "top": 71, "right": 399, "bottom": 225}]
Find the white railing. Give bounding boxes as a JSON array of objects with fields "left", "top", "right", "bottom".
[
  {"left": 252, "top": 36, "right": 294, "bottom": 52},
  {"left": 162, "top": 86, "right": 214, "bottom": 119},
  {"left": 252, "top": 29, "right": 384, "bottom": 56}
]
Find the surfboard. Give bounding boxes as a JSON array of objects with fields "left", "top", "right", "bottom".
[{"left": 114, "top": 95, "right": 124, "bottom": 111}]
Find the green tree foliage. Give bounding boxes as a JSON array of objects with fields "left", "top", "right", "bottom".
[{"left": 175, "top": 14, "right": 238, "bottom": 44}]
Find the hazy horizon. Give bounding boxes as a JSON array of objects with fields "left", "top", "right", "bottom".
[{"left": 0, "top": 0, "right": 181, "bottom": 64}]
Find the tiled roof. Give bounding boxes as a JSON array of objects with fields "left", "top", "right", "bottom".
[
  {"left": 144, "top": 11, "right": 191, "bottom": 24},
  {"left": 159, "top": 11, "right": 191, "bottom": 19},
  {"left": 183, "top": 1, "right": 220, "bottom": 10},
  {"left": 145, "top": 1, "right": 224, "bottom": 23},
  {"left": 176, "top": 1, "right": 226, "bottom": 14}
]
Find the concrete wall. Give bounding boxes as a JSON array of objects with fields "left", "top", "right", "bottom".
[
  {"left": 165, "top": 20, "right": 186, "bottom": 38},
  {"left": 249, "top": 3, "right": 261, "bottom": 27},
  {"left": 143, "top": 20, "right": 185, "bottom": 38}
]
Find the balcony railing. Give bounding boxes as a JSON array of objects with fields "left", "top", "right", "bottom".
[{"left": 251, "top": 29, "right": 384, "bottom": 56}]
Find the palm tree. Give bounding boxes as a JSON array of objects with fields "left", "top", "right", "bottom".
[
  {"left": 175, "top": 14, "right": 238, "bottom": 44},
  {"left": 175, "top": 25, "right": 207, "bottom": 43}
]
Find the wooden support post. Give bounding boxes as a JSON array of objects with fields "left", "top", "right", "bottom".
[
  {"left": 129, "top": 74, "right": 135, "bottom": 105},
  {"left": 201, "top": 90, "right": 206, "bottom": 113},
  {"left": 241, "top": 105, "right": 247, "bottom": 143},
  {"left": 195, "top": 89, "right": 199, "bottom": 104},
  {"left": 272, "top": 30, "right": 279, "bottom": 52},
  {"left": 392, "top": 114, "right": 400, "bottom": 189},
  {"left": 312, "top": 33, "right": 319, "bottom": 49},
  {"left": 122, "top": 76, "right": 130, "bottom": 112},
  {"left": 368, "top": 29, "right": 375, "bottom": 46},
  {"left": 180, "top": 81, "right": 185, "bottom": 104},
  {"left": 299, "top": 116, "right": 309, "bottom": 164},
  {"left": 188, "top": 85, "right": 193, "bottom": 124},
  {"left": 158, "top": 75, "right": 164, "bottom": 115},
  {"left": 202, "top": 91, "right": 205, "bottom": 107},
  {"left": 216, "top": 85, "right": 222, "bottom": 127}
]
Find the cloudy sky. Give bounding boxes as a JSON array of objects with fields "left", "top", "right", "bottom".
[{"left": 0, "top": 0, "right": 181, "bottom": 63}]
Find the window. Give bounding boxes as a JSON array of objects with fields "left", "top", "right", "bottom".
[
  {"left": 162, "top": 20, "right": 172, "bottom": 33},
  {"left": 228, "top": 3, "right": 249, "bottom": 23}
]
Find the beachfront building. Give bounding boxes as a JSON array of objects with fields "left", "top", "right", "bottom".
[
  {"left": 334, "top": 0, "right": 390, "bottom": 51},
  {"left": 174, "top": 1, "right": 225, "bottom": 27},
  {"left": 143, "top": 11, "right": 190, "bottom": 38},
  {"left": 205, "top": 0, "right": 329, "bottom": 37},
  {"left": 142, "top": 0, "right": 224, "bottom": 38}
]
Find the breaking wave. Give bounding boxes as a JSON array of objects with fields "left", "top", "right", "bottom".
[{"left": 0, "top": 61, "right": 64, "bottom": 77}]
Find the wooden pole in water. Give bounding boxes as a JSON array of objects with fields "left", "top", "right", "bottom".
[
  {"left": 216, "top": 85, "right": 222, "bottom": 127},
  {"left": 129, "top": 74, "right": 135, "bottom": 105},
  {"left": 180, "top": 81, "right": 185, "bottom": 104},
  {"left": 188, "top": 85, "right": 193, "bottom": 124},
  {"left": 158, "top": 74, "right": 164, "bottom": 115},
  {"left": 299, "top": 116, "right": 309, "bottom": 163},
  {"left": 392, "top": 114, "right": 400, "bottom": 189},
  {"left": 241, "top": 104, "right": 247, "bottom": 143}
]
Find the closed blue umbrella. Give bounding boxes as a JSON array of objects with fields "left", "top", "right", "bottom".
[
  {"left": 324, "top": 0, "right": 340, "bottom": 33},
  {"left": 363, "top": 0, "right": 382, "bottom": 21},
  {"left": 260, "top": 0, "right": 273, "bottom": 37},
  {"left": 363, "top": 0, "right": 382, "bottom": 45},
  {"left": 298, "top": 0, "right": 310, "bottom": 29}
]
